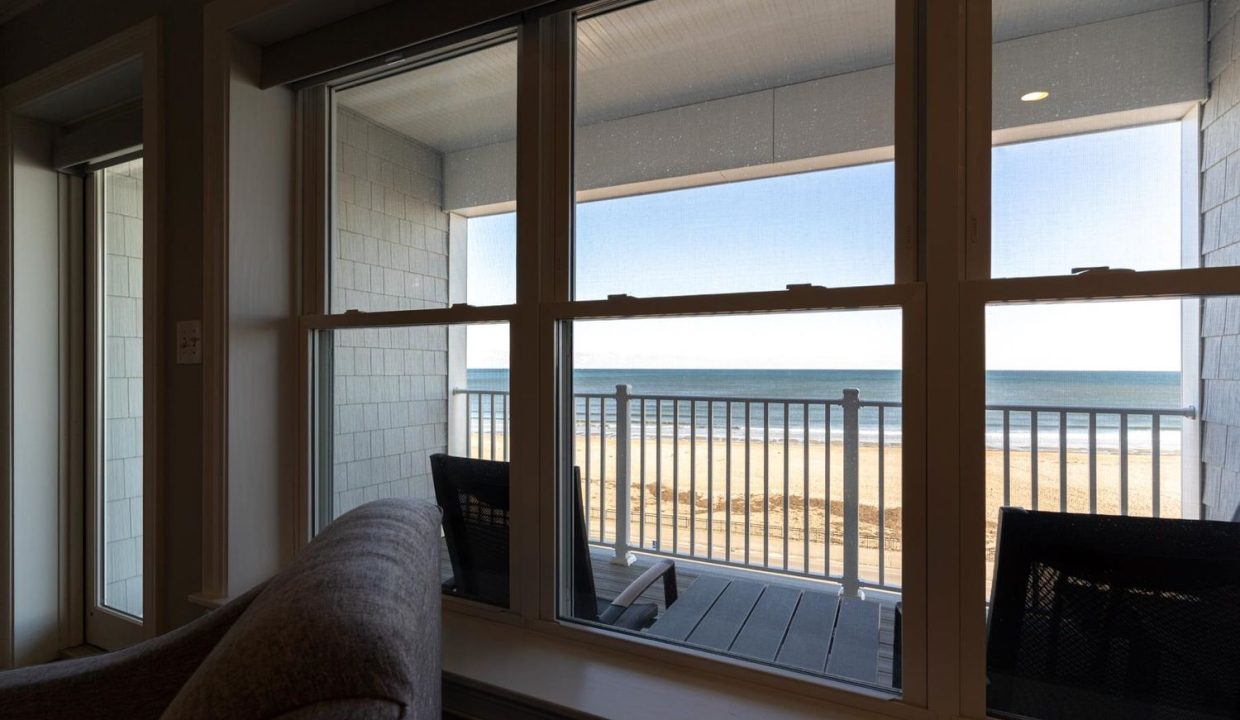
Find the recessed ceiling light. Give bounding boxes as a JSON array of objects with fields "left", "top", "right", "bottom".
[{"left": 1021, "top": 90, "right": 1050, "bottom": 102}]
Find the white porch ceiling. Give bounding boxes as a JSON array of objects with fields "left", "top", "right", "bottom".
[{"left": 337, "top": 0, "right": 1199, "bottom": 154}]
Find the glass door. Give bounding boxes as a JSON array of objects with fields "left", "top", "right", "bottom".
[{"left": 85, "top": 157, "right": 145, "bottom": 649}]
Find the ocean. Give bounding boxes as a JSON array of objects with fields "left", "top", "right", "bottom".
[{"left": 464, "top": 369, "right": 1186, "bottom": 452}]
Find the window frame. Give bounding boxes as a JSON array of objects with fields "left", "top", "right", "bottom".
[
  {"left": 298, "top": 25, "right": 530, "bottom": 624},
  {"left": 956, "top": 4, "right": 1240, "bottom": 718},
  {"left": 287, "top": 0, "right": 947, "bottom": 713}
]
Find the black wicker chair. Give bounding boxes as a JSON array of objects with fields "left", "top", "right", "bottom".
[
  {"left": 431, "top": 453, "right": 678, "bottom": 630},
  {"left": 986, "top": 508, "right": 1240, "bottom": 720}
]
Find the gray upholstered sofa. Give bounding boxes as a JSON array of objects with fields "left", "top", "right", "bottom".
[{"left": 0, "top": 498, "right": 442, "bottom": 720}]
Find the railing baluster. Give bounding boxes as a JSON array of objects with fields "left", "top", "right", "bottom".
[
  {"left": 476, "top": 392, "right": 483, "bottom": 458},
  {"left": 763, "top": 401, "right": 770, "bottom": 568},
  {"left": 744, "top": 402, "right": 751, "bottom": 566},
  {"left": 879, "top": 405, "right": 886, "bottom": 587},
  {"left": 673, "top": 399, "right": 679, "bottom": 556},
  {"left": 1002, "top": 410, "right": 1011, "bottom": 506},
  {"left": 655, "top": 399, "right": 662, "bottom": 553},
  {"left": 690, "top": 400, "right": 697, "bottom": 557},
  {"left": 842, "top": 389, "right": 860, "bottom": 597},
  {"left": 503, "top": 394, "right": 509, "bottom": 461},
  {"left": 1152, "top": 413, "right": 1161, "bottom": 518},
  {"left": 612, "top": 385, "right": 633, "bottom": 564},
  {"left": 1120, "top": 413, "right": 1129, "bottom": 516},
  {"left": 584, "top": 397, "right": 592, "bottom": 540},
  {"left": 825, "top": 403, "right": 831, "bottom": 578},
  {"left": 707, "top": 401, "right": 714, "bottom": 560},
  {"left": 490, "top": 393, "right": 497, "bottom": 460},
  {"left": 803, "top": 402, "right": 810, "bottom": 575},
  {"left": 1058, "top": 411, "right": 1067, "bottom": 513},
  {"left": 1030, "top": 410, "right": 1039, "bottom": 511},
  {"left": 1088, "top": 413, "right": 1097, "bottom": 515},
  {"left": 725, "top": 401, "right": 732, "bottom": 563},
  {"left": 639, "top": 398, "right": 646, "bottom": 550},
  {"left": 600, "top": 397, "right": 608, "bottom": 545},
  {"left": 783, "top": 402, "right": 790, "bottom": 571}
]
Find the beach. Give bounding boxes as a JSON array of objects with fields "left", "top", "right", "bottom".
[{"left": 564, "top": 436, "right": 1183, "bottom": 587}]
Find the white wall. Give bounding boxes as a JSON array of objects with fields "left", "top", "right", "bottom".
[
  {"left": 227, "top": 38, "right": 297, "bottom": 594},
  {"left": 10, "top": 116, "right": 61, "bottom": 666}
]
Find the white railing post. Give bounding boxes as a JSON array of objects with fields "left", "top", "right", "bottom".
[
  {"left": 612, "top": 384, "right": 636, "bottom": 565},
  {"left": 842, "top": 388, "right": 861, "bottom": 597}
]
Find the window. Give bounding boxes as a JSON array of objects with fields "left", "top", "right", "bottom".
[
  {"left": 555, "top": 0, "right": 910, "bottom": 695},
  {"left": 313, "top": 37, "right": 520, "bottom": 611},
  {"left": 972, "top": 4, "right": 1240, "bottom": 719},
  {"left": 293, "top": 0, "right": 1240, "bottom": 716}
]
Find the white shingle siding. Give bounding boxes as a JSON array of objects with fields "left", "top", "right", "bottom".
[
  {"left": 332, "top": 109, "right": 451, "bottom": 518},
  {"left": 1203, "top": 2, "right": 1240, "bottom": 521}
]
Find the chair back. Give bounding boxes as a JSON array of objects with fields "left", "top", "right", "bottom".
[
  {"left": 987, "top": 508, "right": 1240, "bottom": 719},
  {"left": 430, "top": 454, "right": 511, "bottom": 607},
  {"left": 431, "top": 455, "right": 599, "bottom": 617}
]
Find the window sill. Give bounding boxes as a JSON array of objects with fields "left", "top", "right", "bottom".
[{"left": 443, "top": 612, "right": 899, "bottom": 720}]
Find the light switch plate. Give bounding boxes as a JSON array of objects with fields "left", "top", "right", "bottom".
[{"left": 176, "top": 320, "right": 202, "bottom": 364}]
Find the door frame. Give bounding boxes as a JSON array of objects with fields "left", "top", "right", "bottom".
[{"left": 0, "top": 19, "right": 162, "bottom": 665}]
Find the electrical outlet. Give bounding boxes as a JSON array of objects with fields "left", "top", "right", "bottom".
[{"left": 176, "top": 320, "right": 202, "bottom": 364}]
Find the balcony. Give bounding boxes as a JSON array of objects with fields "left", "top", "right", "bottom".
[{"left": 448, "top": 384, "right": 1195, "bottom": 689}]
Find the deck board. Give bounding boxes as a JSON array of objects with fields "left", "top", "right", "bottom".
[
  {"left": 685, "top": 579, "right": 764, "bottom": 651},
  {"left": 441, "top": 541, "right": 897, "bottom": 690},
  {"left": 645, "top": 575, "right": 729, "bottom": 642},
  {"left": 826, "top": 597, "right": 883, "bottom": 685},
  {"left": 728, "top": 584, "right": 801, "bottom": 661},
  {"left": 775, "top": 589, "right": 841, "bottom": 673}
]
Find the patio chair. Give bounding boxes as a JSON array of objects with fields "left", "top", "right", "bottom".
[
  {"left": 986, "top": 508, "right": 1240, "bottom": 720},
  {"left": 431, "top": 453, "right": 678, "bottom": 630}
]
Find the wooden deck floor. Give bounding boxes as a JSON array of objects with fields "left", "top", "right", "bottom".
[{"left": 440, "top": 542, "right": 898, "bottom": 691}]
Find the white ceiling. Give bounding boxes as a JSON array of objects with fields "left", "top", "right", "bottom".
[{"left": 337, "top": 0, "right": 1199, "bottom": 154}]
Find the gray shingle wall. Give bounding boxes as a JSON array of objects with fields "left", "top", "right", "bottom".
[
  {"left": 331, "top": 109, "right": 450, "bottom": 517},
  {"left": 102, "top": 159, "right": 144, "bottom": 616},
  {"left": 1202, "top": 1, "right": 1240, "bottom": 521}
]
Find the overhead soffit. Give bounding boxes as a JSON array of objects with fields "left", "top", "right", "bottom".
[
  {"left": 336, "top": 0, "right": 1199, "bottom": 154},
  {"left": 17, "top": 57, "right": 142, "bottom": 125}
]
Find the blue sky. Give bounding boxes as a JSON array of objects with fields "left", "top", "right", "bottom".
[{"left": 465, "top": 122, "right": 1184, "bottom": 372}]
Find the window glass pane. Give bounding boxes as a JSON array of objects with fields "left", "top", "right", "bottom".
[
  {"left": 981, "top": 297, "right": 1240, "bottom": 719},
  {"left": 332, "top": 40, "right": 517, "bottom": 312},
  {"left": 573, "top": 0, "right": 895, "bottom": 299},
  {"left": 560, "top": 310, "right": 903, "bottom": 692},
  {"left": 101, "top": 158, "right": 144, "bottom": 619},
  {"left": 316, "top": 323, "right": 510, "bottom": 607},
  {"left": 990, "top": 2, "right": 1209, "bottom": 277}
]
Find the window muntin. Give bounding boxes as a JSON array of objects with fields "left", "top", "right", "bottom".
[
  {"left": 559, "top": 309, "right": 904, "bottom": 690},
  {"left": 330, "top": 39, "right": 517, "bottom": 314},
  {"left": 572, "top": 0, "right": 896, "bottom": 300}
]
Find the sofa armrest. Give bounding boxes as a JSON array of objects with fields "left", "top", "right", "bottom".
[{"left": 0, "top": 584, "right": 263, "bottom": 720}]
